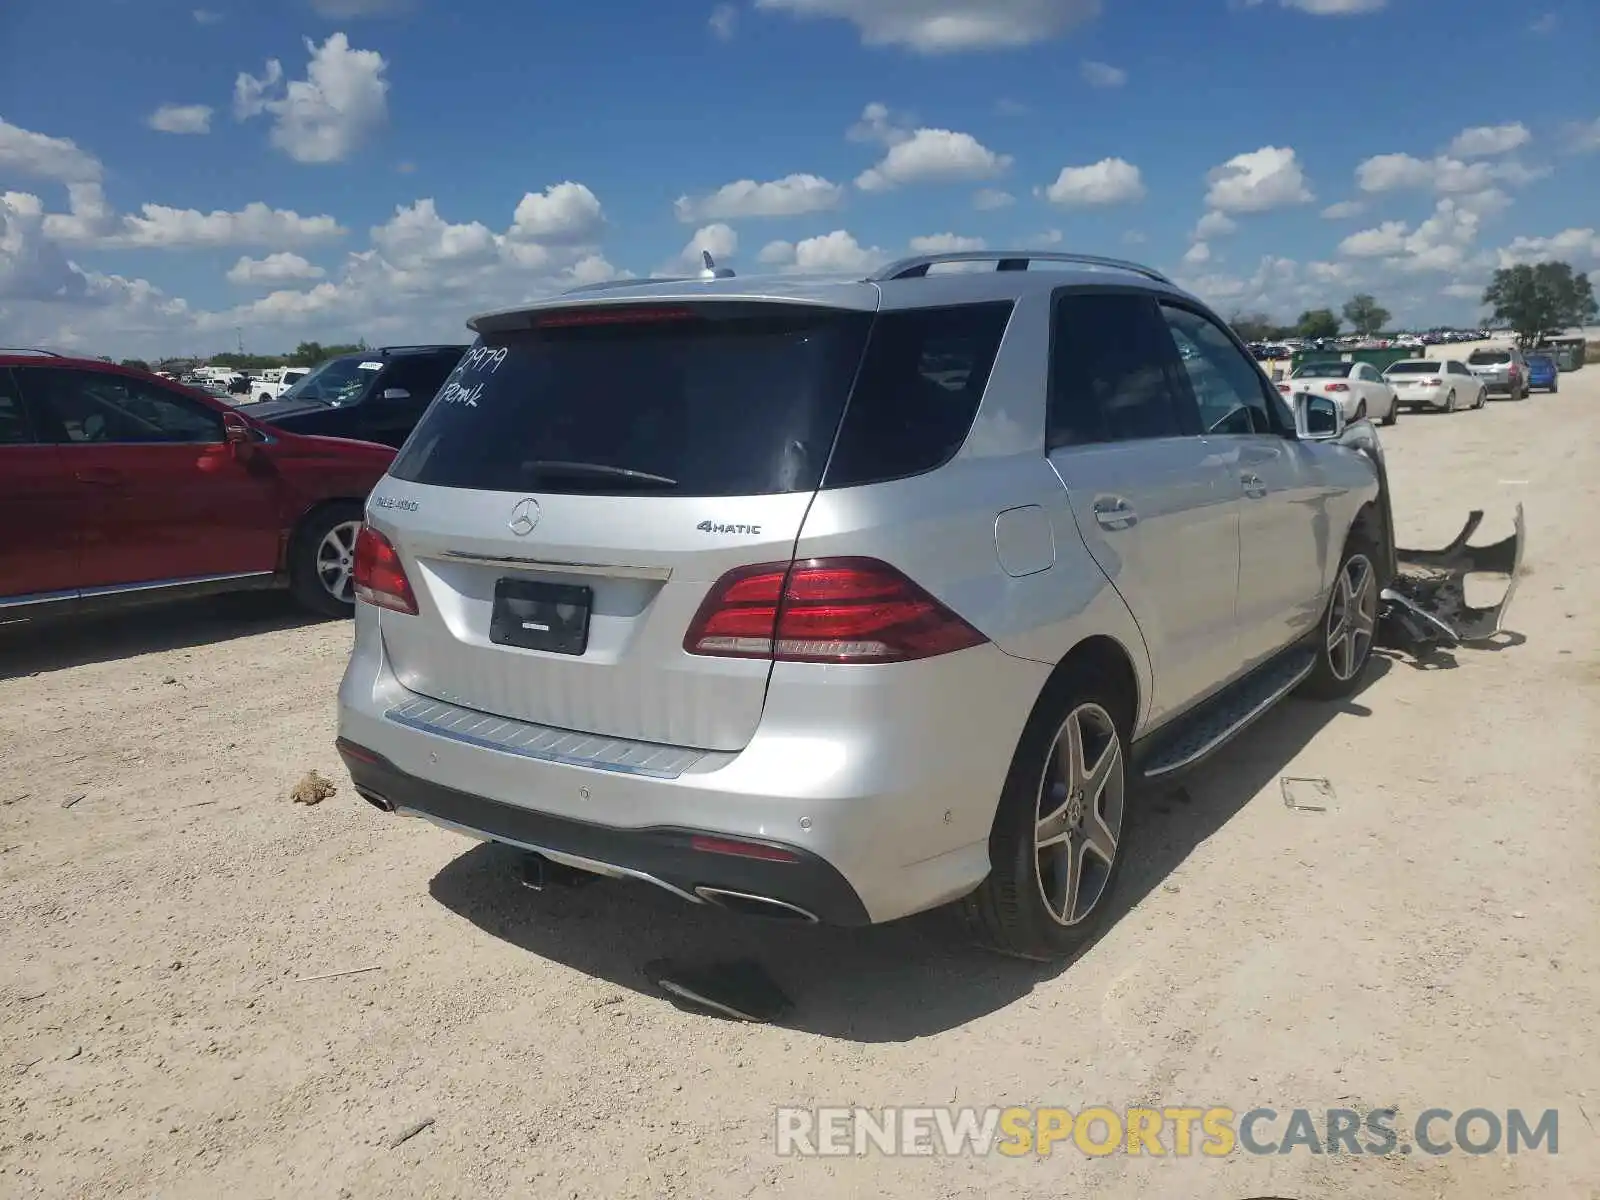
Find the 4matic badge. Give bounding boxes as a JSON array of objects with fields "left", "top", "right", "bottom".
[{"left": 697, "top": 520, "right": 763, "bottom": 536}]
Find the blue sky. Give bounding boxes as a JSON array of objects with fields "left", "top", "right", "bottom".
[{"left": 1, "top": 0, "right": 1597, "bottom": 358}]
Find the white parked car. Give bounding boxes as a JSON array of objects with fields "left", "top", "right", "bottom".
[
  {"left": 1383, "top": 359, "right": 1486, "bottom": 414},
  {"left": 252, "top": 367, "right": 310, "bottom": 404},
  {"left": 1277, "top": 359, "right": 1399, "bottom": 426}
]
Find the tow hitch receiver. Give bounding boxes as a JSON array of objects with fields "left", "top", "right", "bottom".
[{"left": 1380, "top": 504, "right": 1525, "bottom": 651}]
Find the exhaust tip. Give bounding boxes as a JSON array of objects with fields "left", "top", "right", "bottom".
[
  {"left": 694, "top": 886, "right": 819, "bottom": 923},
  {"left": 354, "top": 787, "right": 394, "bottom": 813}
]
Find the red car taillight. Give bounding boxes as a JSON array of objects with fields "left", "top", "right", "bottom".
[
  {"left": 353, "top": 525, "right": 418, "bottom": 615},
  {"left": 1276, "top": 383, "right": 1291, "bottom": 393},
  {"left": 1425, "top": 377, "right": 1443, "bottom": 386},
  {"left": 683, "top": 557, "right": 988, "bottom": 664},
  {"left": 1324, "top": 382, "right": 1351, "bottom": 392}
]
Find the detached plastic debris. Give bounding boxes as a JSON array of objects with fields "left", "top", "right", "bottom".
[
  {"left": 1381, "top": 505, "right": 1525, "bottom": 651},
  {"left": 1281, "top": 777, "right": 1335, "bottom": 813},
  {"left": 643, "top": 959, "right": 793, "bottom": 1023}
]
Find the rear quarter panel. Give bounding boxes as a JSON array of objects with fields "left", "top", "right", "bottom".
[{"left": 260, "top": 432, "right": 394, "bottom": 521}]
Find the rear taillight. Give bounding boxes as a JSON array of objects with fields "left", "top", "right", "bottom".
[
  {"left": 683, "top": 557, "right": 988, "bottom": 664},
  {"left": 1276, "top": 383, "right": 1291, "bottom": 393},
  {"left": 1426, "top": 377, "right": 1443, "bottom": 386},
  {"left": 352, "top": 525, "right": 418, "bottom": 615},
  {"left": 1324, "top": 383, "right": 1351, "bottom": 392}
]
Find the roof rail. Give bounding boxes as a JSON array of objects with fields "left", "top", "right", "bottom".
[
  {"left": 0, "top": 347, "right": 66, "bottom": 357},
  {"left": 868, "top": 250, "right": 1172, "bottom": 285}
]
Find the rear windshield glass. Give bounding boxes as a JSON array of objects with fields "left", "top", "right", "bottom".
[
  {"left": 1527, "top": 354, "right": 1555, "bottom": 366},
  {"left": 1292, "top": 361, "right": 1353, "bottom": 378},
  {"left": 1385, "top": 361, "right": 1441, "bottom": 375},
  {"left": 390, "top": 301, "right": 1014, "bottom": 497},
  {"left": 391, "top": 306, "right": 874, "bottom": 496},
  {"left": 1468, "top": 350, "right": 1511, "bottom": 364}
]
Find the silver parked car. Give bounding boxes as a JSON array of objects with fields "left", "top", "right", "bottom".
[
  {"left": 336, "top": 250, "right": 1392, "bottom": 960},
  {"left": 1466, "top": 345, "right": 1530, "bottom": 400}
]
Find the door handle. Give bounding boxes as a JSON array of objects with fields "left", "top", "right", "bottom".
[
  {"left": 1092, "top": 496, "right": 1138, "bottom": 531},
  {"left": 1241, "top": 473, "right": 1267, "bottom": 499},
  {"left": 76, "top": 467, "right": 126, "bottom": 487}
]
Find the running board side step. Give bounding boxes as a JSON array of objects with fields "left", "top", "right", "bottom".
[{"left": 1136, "top": 647, "right": 1317, "bottom": 781}]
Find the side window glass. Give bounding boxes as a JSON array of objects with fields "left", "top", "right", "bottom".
[
  {"left": 1158, "top": 304, "right": 1279, "bottom": 436},
  {"left": 824, "top": 301, "right": 1013, "bottom": 488},
  {"left": 0, "top": 370, "right": 35, "bottom": 445},
  {"left": 23, "top": 369, "right": 223, "bottom": 444},
  {"left": 1048, "top": 292, "right": 1188, "bottom": 447}
]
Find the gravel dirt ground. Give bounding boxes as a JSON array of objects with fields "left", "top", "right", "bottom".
[{"left": 3, "top": 357, "right": 1597, "bottom": 1200}]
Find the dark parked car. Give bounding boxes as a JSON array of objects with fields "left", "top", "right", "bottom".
[{"left": 247, "top": 345, "right": 468, "bottom": 447}]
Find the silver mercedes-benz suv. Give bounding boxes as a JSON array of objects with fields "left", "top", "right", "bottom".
[{"left": 336, "top": 250, "right": 1389, "bottom": 960}]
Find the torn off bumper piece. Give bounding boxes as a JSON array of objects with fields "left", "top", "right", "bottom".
[{"left": 1380, "top": 504, "right": 1525, "bottom": 649}]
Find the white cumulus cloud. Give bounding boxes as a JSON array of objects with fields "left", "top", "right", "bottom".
[
  {"left": 674, "top": 173, "right": 844, "bottom": 222},
  {"left": 226, "top": 252, "right": 326, "bottom": 285},
  {"left": 1204, "top": 146, "right": 1313, "bottom": 213},
  {"left": 1042, "top": 157, "right": 1145, "bottom": 206},
  {"left": 0, "top": 118, "right": 103, "bottom": 182},
  {"left": 753, "top": 0, "right": 1103, "bottom": 53},
  {"left": 508, "top": 181, "right": 605, "bottom": 243},
  {"left": 857, "top": 127, "right": 1012, "bottom": 191},
  {"left": 908, "top": 233, "right": 986, "bottom": 253},
  {"left": 147, "top": 104, "right": 214, "bottom": 135},
  {"left": 1080, "top": 59, "right": 1126, "bottom": 87},
  {"left": 234, "top": 33, "right": 389, "bottom": 164},
  {"left": 758, "top": 229, "right": 887, "bottom": 273},
  {"left": 1194, "top": 210, "right": 1237, "bottom": 238},
  {"left": 1448, "top": 122, "right": 1531, "bottom": 159}
]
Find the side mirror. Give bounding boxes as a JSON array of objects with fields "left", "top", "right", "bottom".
[
  {"left": 381, "top": 388, "right": 412, "bottom": 402},
  {"left": 223, "top": 412, "right": 256, "bottom": 457},
  {"left": 1294, "top": 392, "right": 1346, "bottom": 441}
]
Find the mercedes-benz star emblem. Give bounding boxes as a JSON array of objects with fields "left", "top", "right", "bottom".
[{"left": 508, "top": 497, "right": 541, "bottom": 537}]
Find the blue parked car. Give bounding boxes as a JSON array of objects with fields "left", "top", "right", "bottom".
[{"left": 1526, "top": 353, "right": 1559, "bottom": 393}]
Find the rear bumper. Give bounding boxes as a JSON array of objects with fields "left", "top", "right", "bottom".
[
  {"left": 336, "top": 605, "right": 1050, "bottom": 924},
  {"left": 337, "top": 739, "right": 872, "bottom": 924}
]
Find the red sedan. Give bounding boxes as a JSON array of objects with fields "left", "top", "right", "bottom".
[{"left": 1, "top": 350, "right": 396, "bottom": 624}]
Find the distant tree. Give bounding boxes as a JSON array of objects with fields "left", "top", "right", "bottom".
[
  {"left": 1295, "top": 308, "right": 1341, "bottom": 340},
  {"left": 1229, "top": 311, "right": 1281, "bottom": 342},
  {"left": 286, "top": 341, "right": 367, "bottom": 366},
  {"left": 1482, "top": 261, "right": 1598, "bottom": 348},
  {"left": 207, "top": 352, "right": 281, "bottom": 371},
  {"left": 119, "top": 358, "right": 152, "bottom": 372},
  {"left": 1342, "top": 293, "right": 1391, "bottom": 336}
]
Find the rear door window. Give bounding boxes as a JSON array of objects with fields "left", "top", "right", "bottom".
[
  {"left": 1048, "top": 291, "right": 1193, "bottom": 446},
  {"left": 0, "top": 369, "right": 35, "bottom": 445},
  {"left": 20, "top": 369, "right": 223, "bottom": 444},
  {"left": 822, "top": 301, "right": 1013, "bottom": 488},
  {"left": 391, "top": 306, "right": 873, "bottom": 497}
]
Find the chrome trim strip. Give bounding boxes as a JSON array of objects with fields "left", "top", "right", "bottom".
[
  {"left": 694, "top": 886, "right": 820, "bottom": 923},
  {"left": 1144, "top": 656, "right": 1315, "bottom": 779},
  {"left": 383, "top": 696, "right": 706, "bottom": 780},
  {"left": 1, "top": 570, "right": 275, "bottom": 610},
  {"left": 436, "top": 551, "right": 671, "bottom": 581},
  {"left": 397, "top": 809, "right": 705, "bottom": 905}
]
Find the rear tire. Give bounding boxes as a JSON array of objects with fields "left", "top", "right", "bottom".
[
  {"left": 289, "top": 501, "right": 364, "bottom": 618},
  {"left": 1300, "top": 539, "right": 1379, "bottom": 701},
  {"left": 1444, "top": 390, "right": 1457, "bottom": 414},
  {"left": 962, "top": 671, "right": 1133, "bottom": 961},
  {"left": 1382, "top": 395, "right": 1399, "bottom": 426}
]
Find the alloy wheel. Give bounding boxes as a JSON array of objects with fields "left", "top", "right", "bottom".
[
  {"left": 315, "top": 520, "right": 362, "bottom": 604},
  {"left": 1326, "top": 554, "right": 1377, "bottom": 682},
  {"left": 1034, "top": 703, "right": 1125, "bottom": 927}
]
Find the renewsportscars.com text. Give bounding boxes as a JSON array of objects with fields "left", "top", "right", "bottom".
[{"left": 775, "top": 1106, "right": 1560, "bottom": 1158}]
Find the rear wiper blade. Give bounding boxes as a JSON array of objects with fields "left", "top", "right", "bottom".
[{"left": 523, "top": 460, "right": 679, "bottom": 487}]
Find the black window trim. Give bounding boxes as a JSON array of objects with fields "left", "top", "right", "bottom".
[
  {"left": 1045, "top": 282, "right": 1203, "bottom": 453},
  {"left": 16, "top": 365, "right": 228, "bottom": 447},
  {"left": 0, "top": 366, "right": 40, "bottom": 447},
  {"left": 1156, "top": 296, "right": 1296, "bottom": 439}
]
